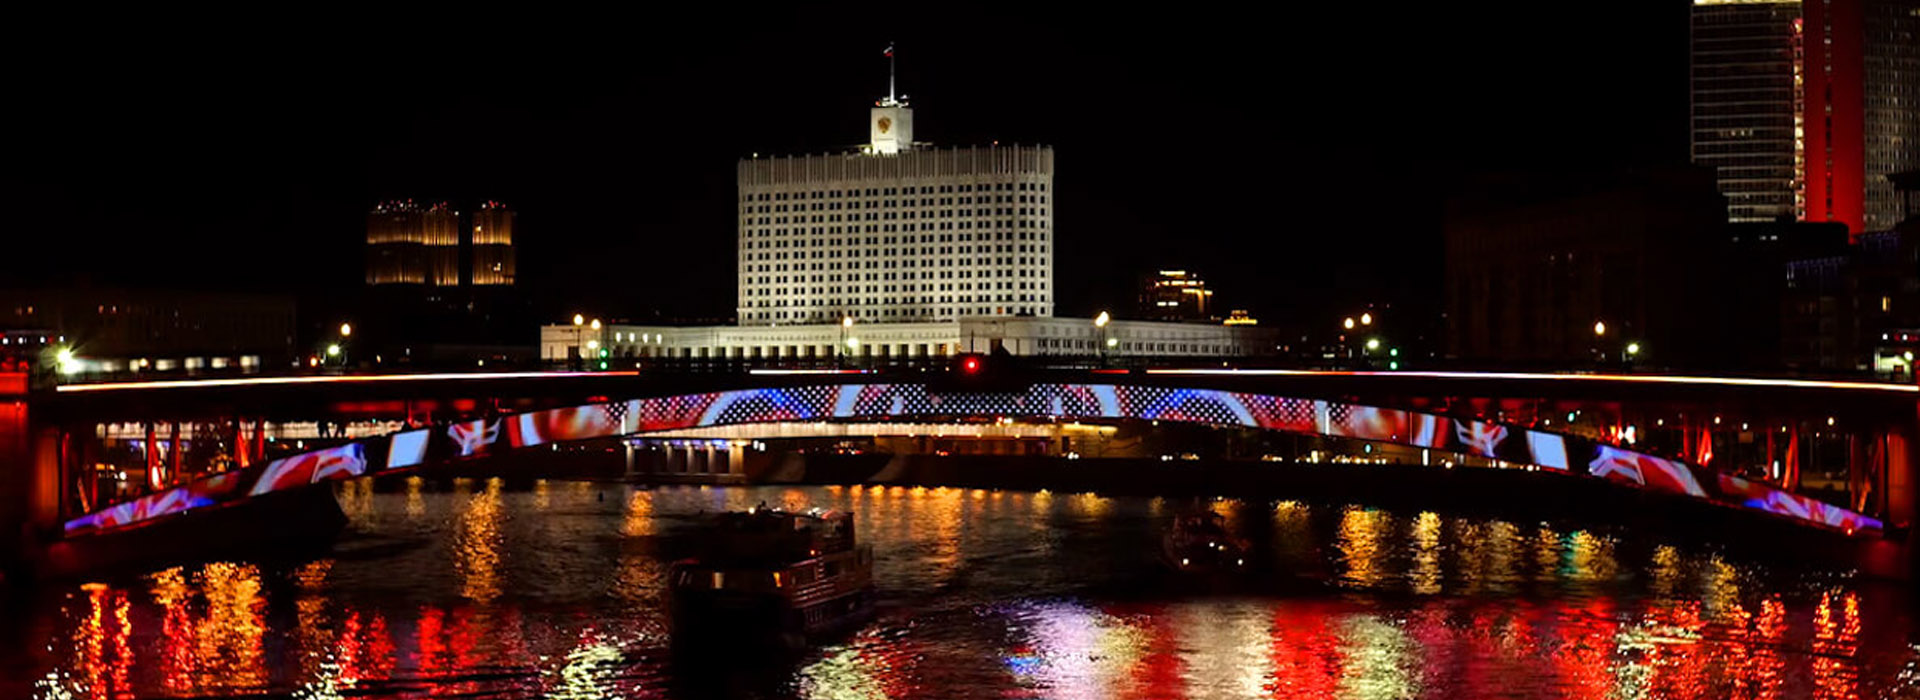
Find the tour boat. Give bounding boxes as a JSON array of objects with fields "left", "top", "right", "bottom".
[
  {"left": 668, "top": 506, "right": 874, "bottom": 649},
  {"left": 1161, "top": 511, "right": 1248, "bottom": 573}
]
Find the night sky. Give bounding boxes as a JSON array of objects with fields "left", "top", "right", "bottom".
[{"left": 2, "top": 5, "right": 1689, "bottom": 330}]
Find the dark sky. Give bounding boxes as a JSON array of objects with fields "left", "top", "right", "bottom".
[{"left": 2, "top": 5, "right": 1690, "bottom": 329}]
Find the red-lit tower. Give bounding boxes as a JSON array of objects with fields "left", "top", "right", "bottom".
[{"left": 1691, "top": 0, "right": 1917, "bottom": 238}]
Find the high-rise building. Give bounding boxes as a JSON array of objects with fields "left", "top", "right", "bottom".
[
  {"left": 422, "top": 203, "right": 459, "bottom": 286},
  {"left": 736, "top": 51, "right": 1054, "bottom": 325},
  {"left": 1137, "top": 270, "right": 1215, "bottom": 322},
  {"left": 1690, "top": 0, "right": 1919, "bottom": 235},
  {"left": 365, "top": 200, "right": 460, "bottom": 286},
  {"left": 471, "top": 201, "right": 516, "bottom": 286}
]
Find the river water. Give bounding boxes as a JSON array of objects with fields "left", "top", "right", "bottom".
[{"left": 5, "top": 477, "right": 1920, "bottom": 699}]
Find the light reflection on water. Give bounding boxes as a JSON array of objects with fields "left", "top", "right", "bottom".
[{"left": 5, "top": 482, "right": 1919, "bottom": 699}]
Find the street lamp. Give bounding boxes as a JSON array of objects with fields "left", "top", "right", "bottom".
[
  {"left": 339, "top": 322, "right": 352, "bottom": 338},
  {"left": 1593, "top": 320, "right": 1607, "bottom": 337},
  {"left": 1360, "top": 312, "right": 1373, "bottom": 326},
  {"left": 1342, "top": 317, "right": 1355, "bottom": 330},
  {"left": 1094, "top": 311, "right": 1112, "bottom": 366}
]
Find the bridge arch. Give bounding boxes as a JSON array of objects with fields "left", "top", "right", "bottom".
[{"left": 60, "top": 381, "right": 1884, "bottom": 537}]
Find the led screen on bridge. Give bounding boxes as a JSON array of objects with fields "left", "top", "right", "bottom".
[{"left": 61, "top": 383, "right": 1883, "bottom": 537}]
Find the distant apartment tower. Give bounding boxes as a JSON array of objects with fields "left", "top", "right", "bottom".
[
  {"left": 471, "top": 201, "right": 516, "bottom": 286},
  {"left": 365, "top": 200, "right": 460, "bottom": 286},
  {"left": 1689, "top": 0, "right": 1919, "bottom": 235},
  {"left": 736, "top": 64, "right": 1055, "bottom": 325},
  {"left": 1137, "top": 270, "right": 1215, "bottom": 322}
]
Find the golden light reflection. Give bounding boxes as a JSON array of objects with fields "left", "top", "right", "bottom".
[
  {"left": 197, "top": 563, "right": 269, "bottom": 692},
  {"left": 292, "top": 560, "right": 335, "bottom": 682},
  {"left": 1649, "top": 545, "right": 1681, "bottom": 600},
  {"left": 1336, "top": 507, "right": 1390, "bottom": 588},
  {"left": 1410, "top": 511, "right": 1442, "bottom": 595},
  {"left": 1566, "top": 530, "right": 1619, "bottom": 584},
  {"left": 405, "top": 475, "right": 425, "bottom": 520},
  {"left": 533, "top": 478, "right": 550, "bottom": 510},
  {"left": 924, "top": 486, "right": 966, "bottom": 584},
  {"left": 455, "top": 477, "right": 506, "bottom": 603},
  {"left": 612, "top": 489, "right": 663, "bottom": 609}
]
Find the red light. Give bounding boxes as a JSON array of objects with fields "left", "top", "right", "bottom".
[{"left": 962, "top": 357, "right": 981, "bottom": 373}]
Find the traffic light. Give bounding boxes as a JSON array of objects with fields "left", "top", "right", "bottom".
[{"left": 961, "top": 355, "right": 982, "bottom": 374}]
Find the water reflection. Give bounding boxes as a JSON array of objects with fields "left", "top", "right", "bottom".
[{"left": 10, "top": 483, "right": 1917, "bottom": 700}]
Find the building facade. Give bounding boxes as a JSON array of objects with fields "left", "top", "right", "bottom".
[
  {"left": 471, "top": 201, "right": 516, "bottom": 286},
  {"left": 737, "top": 89, "right": 1055, "bottom": 325},
  {"left": 1689, "top": 0, "right": 1920, "bottom": 235},
  {"left": 541, "top": 316, "right": 1274, "bottom": 365},
  {"left": 1444, "top": 168, "right": 1729, "bottom": 368},
  {"left": 1137, "top": 270, "right": 1215, "bottom": 322},
  {"left": 365, "top": 200, "right": 460, "bottom": 286},
  {"left": 0, "top": 289, "right": 296, "bottom": 373}
]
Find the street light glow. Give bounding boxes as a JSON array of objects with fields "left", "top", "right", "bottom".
[
  {"left": 842, "top": 316, "right": 854, "bottom": 328},
  {"left": 326, "top": 344, "right": 341, "bottom": 357},
  {"left": 846, "top": 337, "right": 860, "bottom": 349},
  {"left": 339, "top": 323, "right": 352, "bottom": 337},
  {"left": 1343, "top": 317, "right": 1356, "bottom": 330},
  {"left": 1593, "top": 320, "right": 1607, "bottom": 337},
  {"left": 590, "top": 319, "right": 602, "bottom": 331},
  {"left": 1628, "top": 342, "right": 1642, "bottom": 356},
  {"left": 1094, "top": 311, "right": 1110, "bottom": 328},
  {"left": 1365, "top": 338, "right": 1381, "bottom": 351},
  {"left": 1360, "top": 313, "right": 1372, "bottom": 326},
  {"left": 573, "top": 314, "right": 584, "bottom": 327}
]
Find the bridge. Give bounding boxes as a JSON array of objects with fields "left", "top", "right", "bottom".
[{"left": 3, "top": 363, "right": 1916, "bottom": 579}]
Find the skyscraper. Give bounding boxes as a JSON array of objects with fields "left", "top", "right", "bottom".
[
  {"left": 366, "top": 200, "right": 429, "bottom": 285},
  {"left": 1690, "top": 0, "right": 1920, "bottom": 235},
  {"left": 471, "top": 201, "right": 516, "bottom": 286},
  {"left": 365, "top": 201, "right": 463, "bottom": 287},
  {"left": 736, "top": 50, "right": 1054, "bottom": 325}
]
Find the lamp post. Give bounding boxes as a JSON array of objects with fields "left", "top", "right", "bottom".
[
  {"left": 1094, "top": 311, "right": 1111, "bottom": 367},
  {"left": 337, "top": 322, "right": 352, "bottom": 368},
  {"left": 571, "top": 314, "right": 585, "bottom": 369}
]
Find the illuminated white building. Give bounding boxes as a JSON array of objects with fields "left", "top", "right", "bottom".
[
  {"left": 540, "top": 50, "right": 1275, "bottom": 364},
  {"left": 738, "top": 55, "right": 1054, "bottom": 325}
]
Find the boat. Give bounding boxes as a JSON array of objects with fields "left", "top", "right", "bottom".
[
  {"left": 668, "top": 505, "right": 874, "bottom": 650},
  {"left": 1161, "top": 511, "right": 1248, "bottom": 573}
]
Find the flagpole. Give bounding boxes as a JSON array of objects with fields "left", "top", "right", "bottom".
[{"left": 887, "top": 43, "right": 896, "bottom": 104}]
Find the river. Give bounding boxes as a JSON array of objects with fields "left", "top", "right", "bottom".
[{"left": 5, "top": 477, "right": 1919, "bottom": 699}]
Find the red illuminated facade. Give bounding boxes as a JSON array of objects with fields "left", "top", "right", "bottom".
[{"left": 1690, "top": 0, "right": 1916, "bottom": 237}]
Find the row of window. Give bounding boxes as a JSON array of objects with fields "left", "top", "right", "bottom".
[
  {"left": 743, "top": 208, "right": 1051, "bottom": 225},
  {"left": 746, "top": 292, "right": 1050, "bottom": 308},
  {"left": 745, "top": 280, "right": 1049, "bottom": 296},
  {"left": 744, "top": 193, "right": 1048, "bottom": 213},
  {"left": 743, "top": 182, "right": 1047, "bottom": 203},
  {"left": 741, "top": 306, "right": 1050, "bottom": 322}
]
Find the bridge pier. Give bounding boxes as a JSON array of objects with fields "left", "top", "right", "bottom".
[{"left": 1, "top": 413, "right": 62, "bottom": 583}]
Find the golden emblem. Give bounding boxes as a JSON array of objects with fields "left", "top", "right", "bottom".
[{"left": 878, "top": 116, "right": 892, "bottom": 134}]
